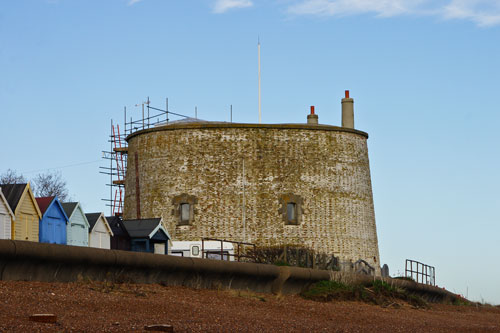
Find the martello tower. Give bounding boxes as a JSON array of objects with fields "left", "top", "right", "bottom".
[{"left": 123, "top": 91, "right": 381, "bottom": 271}]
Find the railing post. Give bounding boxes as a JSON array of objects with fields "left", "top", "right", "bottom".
[
  {"left": 237, "top": 242, "right": 241, "bottom": 262},
  {"left": 202, "top": 238, "right": 205, "bottom": 259},
  {"left": 253, "top": 244, "right": 256, "bottom": 262}
]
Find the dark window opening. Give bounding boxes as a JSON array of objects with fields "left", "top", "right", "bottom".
[
  {"left": 172, "top": 193, "right": 198, "bottom": 226},
  {"left": 287, "top": 203, "right": 297, "bottom": 223},
  {"left": 279, "top": 194, "right": 303, "bottom": 225},
  {"left": 191, "top": 245, "right": 200, "bottom": 256},
  {"left": 133, "top": 240, "right": 148, "bottom": 252},
  {"left": 180, "top": 203, "right": 190, "bottom": 224},
  {"left": 206, "top": 251, "right": 230, "bottom": 261}
]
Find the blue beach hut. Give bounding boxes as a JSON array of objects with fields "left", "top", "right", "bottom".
[
  {"left": 36, "top": 196, "right": 68, "bottom": 244},
  {"left": 122, "top": 218, "right": 171, "bottom": 254}
]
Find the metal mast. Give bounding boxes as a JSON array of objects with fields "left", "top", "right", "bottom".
[{"left": 258, "top": 38, "right": 261, "bottom": 124}]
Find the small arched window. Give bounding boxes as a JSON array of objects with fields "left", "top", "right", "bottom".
[
  {"left": 172, "top": 194, "right": 198, "bottom": 226},
  {"left": 287, "top": 203, "right": 297, "bottom": 223},
  {"left": 279, "top": 193, "right": 303, "bottom": 225},
  {"left": 180, "top": 203, "right": 190, "bottom": 223}
]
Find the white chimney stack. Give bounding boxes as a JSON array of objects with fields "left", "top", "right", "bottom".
[{"left": 341, "top": 90, "right": 354, "bottom": 129}]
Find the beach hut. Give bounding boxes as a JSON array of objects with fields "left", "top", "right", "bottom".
[
  {"left": 122, "top": 218, "right": 171, "bottom": 254},
  {"left": 36, "top": 196, "right": 68, "bottom": 244},
  {"left": 106, "top": 215, "right": 131, "bottom": 251},
  {"left": 0, "top": 183, "right": 41, "bottom": 241},
  {"left": 0, "top": 187, "right": 15, "bottom": 239},
  {"left": 85, "top": 212, "right": 113, "bottom": 249},
  {"left": 61, "top": 202, "right": 89, "bottom": 247}
]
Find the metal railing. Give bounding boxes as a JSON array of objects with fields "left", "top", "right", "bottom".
[
  {"left": 201, "top": 238, "right": 256, "bottom": 262},
  {"left": 405, "top": 259, "right": 435, "bottom": 286}
]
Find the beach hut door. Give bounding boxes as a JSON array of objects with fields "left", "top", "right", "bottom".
[
  {"left": 0, "top": 214, "right": 5, "bottom": 239},
  {"left": 154, "top": 243, "right": 165, "bottom": 254}
]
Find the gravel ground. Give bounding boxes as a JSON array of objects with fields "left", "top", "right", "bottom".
[{"left": 0, "top": 281, "right": 498, "bottom": 332}]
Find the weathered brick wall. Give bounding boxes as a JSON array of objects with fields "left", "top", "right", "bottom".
[{"left": 124, "top": 123, "right": 380, "bottom": 270}]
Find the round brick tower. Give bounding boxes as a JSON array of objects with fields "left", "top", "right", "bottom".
[{"left": 124, "top": 92, "right": 380, "bottom": 270}]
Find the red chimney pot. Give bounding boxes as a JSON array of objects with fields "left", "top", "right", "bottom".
[
  {"left": 310, "top": 106, "right": 315, "bottom": 115},
  {"left": 345, "top": 90, "right": 350, "bottom": 98}
]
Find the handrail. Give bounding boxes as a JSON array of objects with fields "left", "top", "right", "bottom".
[
  {"left": 405, "top": 259, "right": 435, "bottom": 286},
  {"left": 201, "top": 238, "right": 257, "bottom": 262}
]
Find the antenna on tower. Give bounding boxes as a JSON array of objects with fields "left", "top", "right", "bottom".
[{"left": 258, "top": 36, "right": 261, "bottom": 124}]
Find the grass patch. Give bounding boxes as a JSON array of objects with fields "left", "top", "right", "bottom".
[
  {"left": 452, "top": 296, "right": 472, "bottom": 306},
  {"left": 301, "top": 280, "right": 363, "bottom": 301},
  {"left": 302, "top": 280, "right": 428, "bottom": 309},
  {"left": 393, "top": 276, "right": 415, "bottom": 282},
  {"left": 274, "top": 260, "right": 291, "bottom": 266}
]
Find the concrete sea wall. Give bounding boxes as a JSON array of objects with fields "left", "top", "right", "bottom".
[{"left": 0, "top": 240, "right": 324, "bottom": 294}]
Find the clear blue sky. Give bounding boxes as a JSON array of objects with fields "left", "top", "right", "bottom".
[{"left": 1, "top": 0, "right": 499, "bottom": 304}]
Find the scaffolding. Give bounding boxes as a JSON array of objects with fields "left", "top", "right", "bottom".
[
  {"left": 100, "top": 98, "right": 192, "bottom": 216},
  {"left": 100, "top": 119, "right": 127, "bottom": 216}
]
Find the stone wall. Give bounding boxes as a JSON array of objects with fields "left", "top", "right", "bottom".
[{"left": 124, "top": 123, "right": 380, "bottom": 271}]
